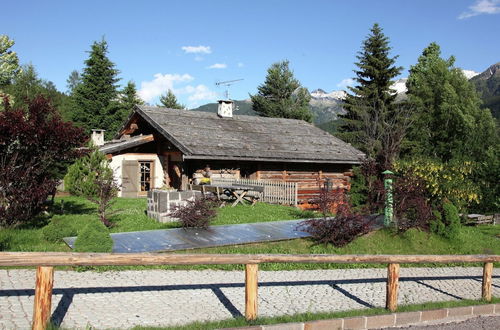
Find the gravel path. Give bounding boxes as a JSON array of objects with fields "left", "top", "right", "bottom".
[{"left": 0, "top": 267, "right": 498, "bottom": 329}]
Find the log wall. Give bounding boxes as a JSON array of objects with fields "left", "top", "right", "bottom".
[{"left": 258, "top": 170, "right": 353, "bottom": 205}]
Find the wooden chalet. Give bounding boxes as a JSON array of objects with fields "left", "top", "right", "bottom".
[{"left": 97, "top": 103, "right": 364, "bottom": 205}]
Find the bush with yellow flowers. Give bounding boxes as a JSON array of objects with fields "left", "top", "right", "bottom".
[{"left": 394, "top": 158, "right": 480, "bottom": 211}]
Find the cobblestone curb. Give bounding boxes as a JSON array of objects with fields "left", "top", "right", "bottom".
[{"left": 223, "top": 303, "right": 500, "bottom": 330}]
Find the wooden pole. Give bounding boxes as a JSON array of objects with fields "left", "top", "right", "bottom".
[
  {"left": 32, "top": 266, "right": 54, "bottom": 330},
  {"left": 386, "top": 263, "right": 400, "bottom": 312},
  {"left": 245, "top": 264, "right": 258, "bottom": 321},
  {"left": 482, "top": 262, "right": 493, "bottom": 302}
]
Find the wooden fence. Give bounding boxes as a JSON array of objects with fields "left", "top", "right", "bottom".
[
  {"left": 0, "top": 252, "right": 498, "bottom": 330},
  {"left": 211, "top": 178, "right": 298, "bottom": 206}
]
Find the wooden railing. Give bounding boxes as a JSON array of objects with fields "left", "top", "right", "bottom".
[
  {"left": 0, "top": 252, "right": 498, "bottom": 330},
  {"left": 211, "top": 178, "right": 298, "bottom": 206}
]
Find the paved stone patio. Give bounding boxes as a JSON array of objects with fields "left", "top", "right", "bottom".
[{"left": 0, "top": 267, "right": 498, "bottom": 329}]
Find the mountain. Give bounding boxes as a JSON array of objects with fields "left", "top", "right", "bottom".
[
  {"left": 190, "top": 91, "right": 345, "bottom": 126},
  {"left": 470, "top": 62, "right": 500, "bottom": 120},
  {"left": 190, "top": 66, "right": 496, "bottom": 136}
]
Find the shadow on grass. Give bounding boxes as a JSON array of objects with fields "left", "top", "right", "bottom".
[{"left": 50, "top": 199, "right": 95, "bottom": 216}]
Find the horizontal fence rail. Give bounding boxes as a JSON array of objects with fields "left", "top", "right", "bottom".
[
  {"left": 0, "top": 252, "right": 498, "bottom": 330},
  {"left": 211, "top": 178, "right": 298, "bottom": 206}
]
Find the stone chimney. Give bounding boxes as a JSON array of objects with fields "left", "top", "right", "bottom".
[
  {"left": 217, "top": 100, "right": 234, "bottom": 118},
  {"left": 91, "top": 129, "right": 106, "bottom": 147}
]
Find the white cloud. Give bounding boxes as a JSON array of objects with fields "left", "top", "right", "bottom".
[
  {"left": 138, "top": 73, "right": 194, "bottom": 102},
  {"left": 458, "top": 0, "right": 500, "bottom": 19},
  {"left": 207, "top": 63, "right": 227, "bottom": 69},
  {"left": 237, "top": 62, "right": 244, "bottom": 68},
  {"left": 336, "top": 78, "right": 355, "bottom": 89},
  {"left": 181, "top": 45, "right": 212, "bottom": 54},
  {"left": 180, "top": 85, "right": 219, "bottom": 102}
]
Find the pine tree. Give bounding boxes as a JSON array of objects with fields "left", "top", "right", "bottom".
[
  {"left": 251, "top": 60, "right": 312, "bottom": 122},
  {"left": 405, "top": 42, "right": 497, "bottom": 162},
  {"left": 337, "top": 23, "right": 403, "bottom": 164},
  {"left": 158, "top": 89, "right": 184, "bottom": 109},
  {"left": 70, "top": 39, "right": 120, "bottom": 139}
]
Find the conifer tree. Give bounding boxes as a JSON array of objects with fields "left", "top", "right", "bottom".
[
  {"left": 337, "top": 23, "right": 402, "bottom": 163},
  {"left": 70, "top": 39, "right": 120, "bottom": 138},
  {"left": 158, "top": 89, "right": 184, "bottom": 109},
  {"left": 107, "top": 81, "right": 144, "bottom": 135},
  {"left": 251, "top": 60, "right": 312, "bottom": 122}
]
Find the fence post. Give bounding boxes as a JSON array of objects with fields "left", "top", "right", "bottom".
[
  {"left": 32, "top": 266, "right": 54, "bottom": 330},
  {"left": 245, "top": 264, "right": 258, "bottom": 321},
  {"left": 386, "top": 263, "right": 399, "bottom": 312},
  {"left": 482, "top": 262, "right": 493, "bottom": 301}
]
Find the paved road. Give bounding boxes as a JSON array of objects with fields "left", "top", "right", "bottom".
[{"left": 0, "top": 267, "right": 498, "bottom": 329}]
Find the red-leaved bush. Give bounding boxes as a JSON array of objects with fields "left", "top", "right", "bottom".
[
  {"left": 300, "top": 188, "right": 373, "bottom": 247},
  {"left": 0, "top": 96, "right": 85, "bottom": 227},
  {"left": 169, "top": 196, "right": 221, "bottom": 229},
  {"left": 392, "top": 172, "right": 432, "bottom": 232}
]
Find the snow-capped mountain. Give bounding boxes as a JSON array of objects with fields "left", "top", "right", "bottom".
[{"left": 310, "top": 89, "right": 347, "bottom": 100}]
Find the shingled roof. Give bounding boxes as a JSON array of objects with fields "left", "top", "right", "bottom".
[{"left": 132, "top": 105, "right": 364, "bottom": 164}]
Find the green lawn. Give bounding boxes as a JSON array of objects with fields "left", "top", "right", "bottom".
[
  {"left": 0, "top": 196, "right": 498, "bottom": 272},
  {"left": 0, "top": 196, "right": 312, "bottom": 253}
]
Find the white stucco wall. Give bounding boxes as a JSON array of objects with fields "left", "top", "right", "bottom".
[{"left": 109, "top": 153, "right": 164, "bottom": 197}]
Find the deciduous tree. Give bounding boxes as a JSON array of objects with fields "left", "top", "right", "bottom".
[{"left": 0, "top": 96, "right": 85, "bottom": 227}]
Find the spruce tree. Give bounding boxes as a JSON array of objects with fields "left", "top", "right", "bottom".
[
  {"left": 107, "top": 81, "right": 144, "bottom": 135},
  {"left": 405, "top": 42, "right": 497, "bottom": 162},
  {"left": 158, "top": 89, "right": 184, "bottom": 109},
  {"left": 70, "top": 39, "right": 120, "bottom": 138},
  {"left": 337, "top": 23, "right": 402, "bottom": 162},
  {"left": 251, "top": 60, "right": 312, "bottom": 122}
]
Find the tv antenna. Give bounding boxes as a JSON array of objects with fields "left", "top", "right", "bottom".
[{"left": 215, "top": 79, "right": 243, "bottom": 100}]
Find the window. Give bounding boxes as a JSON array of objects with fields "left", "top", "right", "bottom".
[{"left": 139, "top": 161, "right": 153, "bottom": 192}]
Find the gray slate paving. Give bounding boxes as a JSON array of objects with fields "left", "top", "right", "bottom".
[
  {"left": 0, "top": 267, "right": 498, "bottom": 329},
  {"left": 63, "top": 219, "right": 310, "bottom": 253}
]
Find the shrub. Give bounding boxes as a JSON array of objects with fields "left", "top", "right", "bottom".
[
  {"left": 74, "top": 220, "right": 113, "bottom": 252},
  {"left": 442, "top": 201, "right": 461, "bottom": 239},
  {"left": 65, "top": 147, "right": 118, "bottom": 227},
  {"left": 393, "top": 173, "right": 433, "bottom": 232},
  {"left": 394, "top": 158, "right": 480, "bottom": 210},
  {"left": 300, "top": 213, "right": 372, "bottom": 247},
  {"left": 430, "top": 202, "right": 461, "bottom": 239},
  {"left": 0, "top": 96, "right": 85, "bottom": 227},
  {"left": 169, "top": 196, "right": 220, "bottom": 229},
  {"left": 300, "top": 188, "right": 373, "bottom": 247},
  {"left": 430, "top": 210, "right": 446, "bottom": 236},
  {"left": 42, "top": 216, "right": 77, "bottom": 242}
]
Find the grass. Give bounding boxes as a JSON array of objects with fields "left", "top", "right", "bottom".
[
  {"left": 0, "top": 196, "right": 312, "bottom": 253},
  {"left": 130, "top": 297, "right": 500, "bottom": 330},
  {"left": 0, "top": 196, "right": 498, "bottom": 271}
]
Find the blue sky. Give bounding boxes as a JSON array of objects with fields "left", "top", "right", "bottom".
[{"left": 3, "top": 0, "right": 500, "bottom": 107}]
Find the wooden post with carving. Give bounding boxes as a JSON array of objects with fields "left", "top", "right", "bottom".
[
  {"left": 482, "top": 262, "right": 493, "bottom": 301},
  {"left": 32, "top": 266, "right": 54, "bottom": 330},
  {"left": 245, "top": 264, "right": 258, "bottom": 321},
  {"left": 386, "top": 263, "right": 400, "bottom": 312}
]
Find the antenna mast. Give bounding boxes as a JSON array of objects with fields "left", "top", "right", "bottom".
[{"left": 215, "top": 79, "right": 243, "bottom": 99}]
